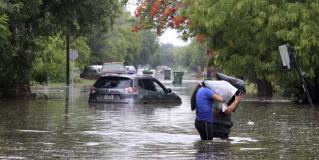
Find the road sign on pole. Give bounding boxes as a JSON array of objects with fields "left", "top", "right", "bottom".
[
  {"left": 70, "top": 49, "right": 78, "bottom": 86},
  {"left": 278, "top": 44, "right": 314, "bottom": 107},
  {"left": 70, "top": 49, "right": 78, "bottom": 61}
]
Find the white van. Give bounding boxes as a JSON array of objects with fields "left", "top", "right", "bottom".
[{"left": 89, "top": 65, "right": 102, "bottom": 74}]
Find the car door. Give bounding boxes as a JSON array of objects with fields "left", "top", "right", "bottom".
[
  {"left": 138, "top": 78, "right": 165, "bottom": 103},
  {"left": 137, "top": 78, "right": 158, "bottom": 103},
  {"left": 152, "top": 79, "right": 180, "bottom": 103},
  {"left": 152, "top": 79, "right": 168, "bottom": 103}
]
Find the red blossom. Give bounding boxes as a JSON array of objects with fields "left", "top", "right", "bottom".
[
  {"left": 163, "top": 7, "right": 176, "bottom": 17},
  {"left": 134, "top": 6, "right": 141, "bottom": 17},
  {"left": 134, "top": 0, "right": 189, "bottom": 35},
  {"left": 196, "top": 34, "right": 206, "bottom": 43},
  {"left": 156, "top": 27, "right": 162, "bottom": 35},
  {"left": 150, "top": 0, "right": 160, "bottom": 17},
  {"left": 131, "top": 25, "right": 143, "bottom": 32}
]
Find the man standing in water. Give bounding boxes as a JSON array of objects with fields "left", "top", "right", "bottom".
[{"left": 191, "top": 81, "right": 244, "bottom": 140}]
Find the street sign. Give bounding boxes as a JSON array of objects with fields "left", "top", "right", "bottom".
[
  {"left": 70, "top": 49, "right": 78, "bottom": 61},
  {"left": 70, "top": 49, "right": 78, "bottom": 86},
  {"left": 279, "top": 45, "right": 291, "bottom": 69}
]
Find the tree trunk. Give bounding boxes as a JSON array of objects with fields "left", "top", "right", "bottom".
[
  {"left": 206, "top": 67, "right": 212, "bottom": 79},
  {"left": 308, "top": 75, "right": 319, "bottom": 104},
  {"left": 0, "top": 45, "right": 34, "bottom": 98},
  {"left": 315, "top": 76, "right": 319, "bottom": 103},
  {"left": 206, "top": 48, "right": 213, "bottom": 79},
  {"left": 0, "top": 85, "right": 34, "bottom": 98},
  {"left": 256, "top": 79, "right": 273, "bottom": 97}
]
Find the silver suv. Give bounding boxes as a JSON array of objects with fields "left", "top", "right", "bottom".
[{"left": 88, "top": 74, "right": 182, "bottom": 104}]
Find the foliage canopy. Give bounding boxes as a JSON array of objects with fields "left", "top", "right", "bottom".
[{"left": 135, "top": 0, "right": 319, "bottom": 99}]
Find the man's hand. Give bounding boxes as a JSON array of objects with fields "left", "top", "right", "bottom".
[
  {"left": 235, "top": 91, "right": 245, "bottom": 102},
  {"left": 224, "top": 91, "right": 245, "bottom": 114}
]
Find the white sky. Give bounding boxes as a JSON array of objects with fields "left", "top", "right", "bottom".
[{"left": 125, "top": 0, "right": 190, "bottom": 46}]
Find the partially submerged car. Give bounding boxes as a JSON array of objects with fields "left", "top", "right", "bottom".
[{"left": 88, "top": 74, "right": 181, "bottom": 104}]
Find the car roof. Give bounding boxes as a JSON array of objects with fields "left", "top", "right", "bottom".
[
  {"left": 99, "top": 74, "right": 153, "bottom": 79},
  {"left": 90, "top": 65, "right": 102, "bottom": 68},
  {"left": 103, "top": 62, "right": 123, "bottom": 64}
]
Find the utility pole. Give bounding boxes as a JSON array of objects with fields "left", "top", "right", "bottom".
[
  {"left": 206, "top": 48, "right": 213, "bottom": 79},
  {"left": 66, "top": 33, "right": 70, "bottom": 86}
]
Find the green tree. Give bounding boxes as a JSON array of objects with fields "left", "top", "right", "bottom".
[
  {"left": 135, "top": 31, "right": 159, "bottom": 66},
  {"left": 32, "top": 35, "right": 65, "bottom": 84},
  {"left": 176, "top": 0, "right": 319, "bottom": 98},
  {"left": 1, "top": 1, "right": 44, "bottom": 96},
  {"left": 32, "top": 35, "right": 91, "bottom": 84},
  {"left": 88, "top": 11, "right": 159, "bottom": 68},
  {"left": 181, "top": 0, "right": 277, "bottom": 96},
  {"left": 135, "top": 0, "right": 319, "bottom": 100},
  {"left": 0, "top": 13, "right": 12, "bottom": 94},
  {"left": 268, "top": 1, "right": 319, "bottom": 101},
  {"left": 70, "top": 37, "right": 91, "bottom": 70},
  {"left": 0, "top": 14, "right": 10, "bottom": 55},
  {"left": 121, "top": 27, "right": 141, "bottom": 65},
  {"left": 88, "top": 11, "right": 138, "bottom": 64},
  {"left": 0, "top": 0, "right": 124, "bottom": 97},
  {"left": 174, "top": 40, "right": 206, "bottom": 72},
  {"left": 45, "top": 0, "right": 124, "bottom": 85},
  {"left": 151, "top": 43, "right": 175, "bottom": 68}
]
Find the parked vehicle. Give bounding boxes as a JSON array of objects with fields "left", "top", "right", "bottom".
[
  {"left": 80, "top": 65, "right": 102, "bottom": 79},
  {"left": 101, "top": 62, "right": 126, "bottom": 75},
  {"left": 125, "top": 66, "right": 137, "bottom": 74},
  {"left": 88, "top": 74, "right": 182, "bottom": 104},
  {"left": 90, "top": 65, "right": 103, "bottom": 74}
]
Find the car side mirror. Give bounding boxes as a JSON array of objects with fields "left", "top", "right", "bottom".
[{"left": 166, "top": 88, "right": 172, "bottom": 94}]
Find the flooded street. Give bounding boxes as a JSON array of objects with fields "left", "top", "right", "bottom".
[{"left": 0, "top": 78, "right": 319, "bottom": 159}]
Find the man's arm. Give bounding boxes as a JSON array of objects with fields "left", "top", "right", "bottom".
[
  {"left": 223, "top": 92, "right": 244, "bottom": 114},
  {"left": 212, "top": 94, "right": 224, "bottom": 102}
]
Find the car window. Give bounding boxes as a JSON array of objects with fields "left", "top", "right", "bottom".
[
  {"left": 153, "top": 80, "right": 166, "bottom": 92},
  {"left": 95, "top": 77, "right": 132, "bottom": 89},
  {"left": 138, "top": 79, "right": 156, "bottom": 91}
]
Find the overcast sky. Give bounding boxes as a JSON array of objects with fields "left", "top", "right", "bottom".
[{"left": 125, "top": 0, "right": 190, "bottom": 46}]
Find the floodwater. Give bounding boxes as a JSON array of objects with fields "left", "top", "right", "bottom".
[{"left": 0, "top": 77, "right": 319, "bottom": 159}]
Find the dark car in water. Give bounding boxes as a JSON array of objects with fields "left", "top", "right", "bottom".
[{"left": 88, "top": 74, "right": 182, "bottom": 104}]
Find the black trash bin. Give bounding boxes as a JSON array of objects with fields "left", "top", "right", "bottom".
[
  {"left": 173, "top": 72, "right": 184, "bottom": 84},
  {"left": 164, "top": 69, "right": 171, "bottom": 80},
  {"left": 143, "top": 70, "right": 153, "bottom": 75}
]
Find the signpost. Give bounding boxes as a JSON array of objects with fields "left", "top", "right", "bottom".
[
  {"left": 278, "top": 44, "right": 314, "bottom": 107},
  {"left": 66, "top": 34, "right": 70, "bottom": 86},
  {"left": 70, "top": 49, "right": 78, "bottom": 86},
  {"left": 71, "top": 49, "right": 78, "bottom": 61}
]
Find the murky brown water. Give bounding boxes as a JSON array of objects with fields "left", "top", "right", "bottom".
[{"left": 0, "top": 78, "right": 319, "bottom": 159}]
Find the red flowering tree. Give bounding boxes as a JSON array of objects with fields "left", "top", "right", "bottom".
[
  {"left": 133, "top": 0, "right": 192, "bottom": 38},
  {"left": 133, "top": 0, "right": 210, "bottom": 77}
]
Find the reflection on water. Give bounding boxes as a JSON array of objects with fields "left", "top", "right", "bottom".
[
  {"left": 193, "top": 140, "right": 231, "bottom": 160},
  {"left": 0, "top": 79, "right": 319, "bottom": 159}
]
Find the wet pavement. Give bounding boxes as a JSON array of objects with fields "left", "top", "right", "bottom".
[{"left": 0, "top": 76, "right": 319, "bottom": 159}]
